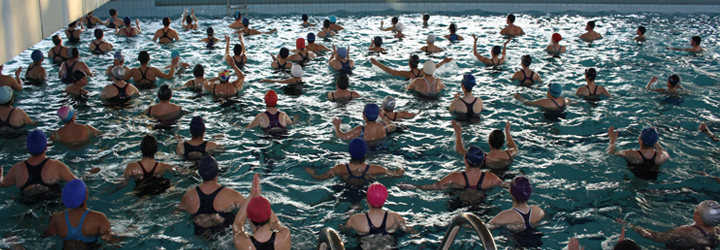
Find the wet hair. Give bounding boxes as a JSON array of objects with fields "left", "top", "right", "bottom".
[
  {"left": 588, "top": 21, "right": 596, "bottom": 29},
  {"left": 350, "top": 156, "right": 366, "bottom": 165},
  {"left": 692, "top": 36, "right": 702, "bottom": 45},
  {"left": 423, "top": 14, "right": 430, "bottom": 21},
  {"left": 185, "top": 15, "right": 193, "bottom": 24},
  {"left": 162, "top": 17, "right": 170, "bottom": 26},
  {"left": 69, "top": 21, "right": 77, "bottom": 28},
  {"left": 233, "top": 44, "right": 243, "bottom": 56},
  {"left": 109, "top": 9, "right": 117, "bottom": 17},
  {"left": 337, "top": 75, "right": 349, "bottom": 90},
  {"left": 488, "top": 130, "right": 505, "bottom": 149},
  {"left": 52, "top": 35, "right": 61, "bottom": 45},
  {"left": 323, "top": 20, "right": 331, "bottom": 28},
  {"left": 508, "top": 14, "right": 516, "bottom": 23},
  {"left": 138, "top": 51, "right": 150, "bottom": 64},
  {"left": 73, "top": 70, "right": 87, "bottom": 83},
  {"left": 193, "top": 64, "right": 204, "bottom": 77},
  {"left": 614, "top": 239, "right": 641, "bottom": 250},
  {"left": 409, "top": 55, "right": 420, "bottom": 68},
  {"left": 140, "top": 135, "right": 158, "bottom": 158},
  {"left": 279, "top": 48, "right": 289, "bottom": 59},
  {"left": 638, "top": 26, "right": 646, "bottom": 35},
  {"left": 391, "top": 17, "right": 398, "bottom": 24},
  {"left": 669, "top": 74, "right": 680, "bottom": 87},
  {"left": 94, "top": 29, "right": 103, "bottom": 39},
  {"left": 449, "top": 23, "right": 457, "bottom": 33},
  {"left": 157, "top": 84, "right": 172, "bottom": 101},
  {"left": 69, "top": 47, "right": 79, "bottom": 59},
  {"left": 586, "top": 68, "right": 598, "bottom": 81}
]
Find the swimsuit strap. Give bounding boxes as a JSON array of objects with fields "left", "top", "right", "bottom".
[
  {"left": 550, "top": 98, "right": 564, "bottom": 109},
  {"left": 331, "top": 92, "right": 335, "bottom": 101},
  {"left": 477, "top": 172, "right": 486, "bottom": 189},
  {"left": 461, "top": 172, "right": 471, "bottom": 188},
  {"left": 693, "top": 225, "right": 708, "bottom": 236},
  {"left": 411, "top": 69, "right": 421, "bottom": 78},
  {"left": 593, "top": 85, "right": 599, "bottom": 95},
  {"left": 512, "top": 207, "right": 534, "bottom": 230},
  {"left": 139, "top": 67, "right": 151, "bottom": 82},
  {"left": 359, "top": 164, "right": 370, "bottom": 179},
  {"left": 194, "top": 186, "right": 224, "bottom": 215},
  {"left": 3, "top": 108, "right": 15, "bottom": 124}
]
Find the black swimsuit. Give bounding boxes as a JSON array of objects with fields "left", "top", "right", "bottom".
[
  {"left": 330, "top": 92, "right": 353, "bottom": 102},
  {"left": 338, "top": 59, "right": 352, "bottom": 76},
  {"left": 543, "top": 98, "right": 567, "bottom": 121},
  {"left": 108, "top": 83, "right": 131, "bottom": 102},
  {"left": 384, "top": 112, "right": 397, "bottom": 121},
  {"left": 184, "top": 141, "right": 208, "bottom": 160},
  {"left": 584, "top": 85, "right": 601, "bottom": 100},
  {"left": 133, "top": 162, "right": 170, "bottom": 197},
  {"left": 192, "top": 186, "right": 236, "bottom": 235},
  {"left": 250, "top": 232, "right": 277, "bottom": 250},
  {"left": 91, "top": 41, "right": 105, "bottom": 54},
  {"left": 67, "top": 29, "right": 80, "bottom": 43},
  {"left": 461, "top": 171, "right": 486, "bottom": 189},
  {"left": 233, "top": 56, "right": 245, "bottom": 69},
  {"left": 366, "top": 212, "right": 389, "bottom": 235},
  {"left": 61, "top": 61, "right": 77, "bottom": 83},
  {"left": 52, "top": 47, "right": 68, "bottom": 63},
  {"left": 159, "top": 28, "right": 173, "bottom": 42},
  {"left": 512, "top": 207, "right": 543, "bottom": 247},
  {"left": 458, "top": 97, "right": 479, "bottom": 121},
  {"left": 520, "top": 70, "right": 535, "bottom": 85},
  {"left": 85, "top": 16, "right": 96, "bottom": 28},
  {"left": 20, "top": 159, "right": 58, "bottom": 191},
  {"left": 0, "top": 108, "right": 24, "bottom": 130}
]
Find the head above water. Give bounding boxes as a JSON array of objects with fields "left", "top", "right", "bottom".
[
  {"left": 69, "top": 21, "right": 78, "bottom": 28},
  {"left": 548, "top": 83, "right": 562, "bottom": 98},
  {"left": 94, "top": 28, "right": 104, "bottom": 40},
  {"left": 140, "top": 135, "right": 158, "bottom": 158},
  {"left": 109, "top": 9, "right": 117, "bottom": 17},
  {"left": 373, "top": 36, "right": 383, "bottom": 47},
  {"left": 507, "top": 14, "right": 516, "bottom": 23},
  {"left": 491, "top": 46, "right": 502, "bottom": 56},
  {"left": 291, "top": 64, "right": 303, "bottom": 78},
  {"left": 364, "top": 103, "right": 380, "bottom": 121},
  {"left": 57, "top": 106, "right": 75, "bottom": 122},
  {"left": 26, "top": 129, "right": 47, "bottom": 155},
  {"left": 233, "top": 44, "right": 243, "bottom": 56},
  {"left": 198, "top": 155, "right": 219, "bottom": 181},
  {"left": 68, "top": 47, "right": 79, "bottom": 59},
  {"left": 242, "top": 17, "right": 249, "bottom": 27},
  {"left": 158, "top": 84, "right": 171, "bottom": 101},
  {"left": 461, "top": 74, "right": 476, "bottom": 92},
  {"left": 698, "top": 200, "right": 720, "bottom": 226},
  {"left": 464, "top": 146, "right": 485, "bottom": 168},
  {"left": 640, "top": 127, "right": 659, "bottom": 147},
  {"left": 409, "top": 55, "right": 420, "bottom": 68},
  {"left": 668, "top": 74, "right": 680, "bottom": 87},
  {"left": 52, "top": 35, "right": 61, "bottom": 45},
  {"left": 367, "top": 183, "right": 388, "bottom": 208},
  {"left": 62, "top": 179, "right": 87, "bottom": 209},
  {"left": 395, "top": 23, "right": 404, "bottom": 32},
  {"left": 336, "top": 75, "right": 349, "bottom": 90},
  {"left": 382, "top": 96, "right": 396, "bottom": 112},
  {"left": 587, "top": 21, "right": 596, "bottom": 30},
  {"left": 185, "top": 15, "right": 193, "bottom": 24},
  {"left": 124, "top": 16, "right": 131, "bottom": 26},
  {"left": 302, "top": 14, "right": 308, "bottom": 21},
  {"left": 585, "top": 68, "right": 597, "bottom": 81},
  {"left": 162, "top": 17, "right": 170, "bottom": 26},
  {"left": 111, "top": 66, "right": 126, "bottom": 80},
  {"left": 265, "top": 90, "right": 278, "bottom": 107},
  {"left": 323, "top": 20, "right": 331, "bottom": 29},
  {"left": 206, "top": 27, "right": 214, "bottom": 37},
  {"left": 423, "top": 14, "right": 430, "bottom": 21},
  {"left": 296, "top": 38, "right": 305, "bottom": 50},
  {"left": 247, "top": 196, "right": 272, "bottom": 224},
  {"left": 423, "top": 60, "right": 436, "bottom": 76},
  {"left": 349, "top": 138, "right": 367, "bottom": 161},
  {"left": 234, "top": 12, "right": 242, "bottom": 20},
  {"left": 427, "top": 34, "right": 436, "bottom": 44},
  {"left": 72, "top": 70, "right": 87, "bottom": 84},
  {"left": 190, "top": 116, "right": 206, "bottom": 137},
  {"left": 391, "top": 16, "right": 398, "bottom": 24},
  {"left": 31, "top": 50, "right": 43, "bottom": 63},
  {"left": 218, "top": 69, "right": 231, "bottom": 82},
  {"left": 193, "top": 64, "right": 204, "bottom": 77},
  {"left": 488, "top": 129, "right": 505, "bottom": 150},
  {"left": 138, "top": 51, "right": 150, "bottom": 64},
  {"left": 521, "top": 55, "right": 532, "bottom": 67},
  {"left": 114, "top": 51, "right": 124, "bottom": 62},
  {"left": 449, "top": 23, "right": 457, "bottom": 33},
  {"left": 552, "top": 33, "right": 562, "bottom": 42},
  {"left": 0, "top": 86, "right": 13, "bottom": 105},
  {"left": 279, "top": 48, "right": 289, "bottom": 59},
  {"left": 337, "top": 47, "right": 348, "bottom": 58},
  {"left": 510, "top": 176, "right": 532, "bottom": 202},
  {"left": 307, "top": 33, "right": 316, "bottom": 43},
  {"left": 329, "top": 15, "right": 337, "bottom": 24},
  {"left": 692, "top": 36, "right": 702, "bottom": 46},
  {"left": 637, "top": 26, "right": 646, "bottom": 35}
]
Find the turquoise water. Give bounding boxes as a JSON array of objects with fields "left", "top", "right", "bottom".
[{"left": 1, "top": 11, "right": 720, "bottom": 249}]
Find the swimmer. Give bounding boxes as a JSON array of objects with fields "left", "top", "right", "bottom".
[
  {"left": 568, "top": 226, "right": 642, "bottom": 250},
  {"left": 181, "top": 9, "right": 198, "bottom": 29},
  {"left": 89, "top": 29, "right": 113, "bottom": 54},
  {"left": 115, "top": 17, "right": 141, "bottom": 37},
  {"left": 445, "top": 23, "right": 464, "bottom": 43},
  {"left": 49, "top": 106, "right": 103, "bottom": 145},
  {"left": 304, "top": 33, "right": 330, "bottom": 52},
  {"left": 500, "top": 14, "right": 525, "bottom": 36},
  {"left": 329, "top": 15, "right": 344, "bottom": 32},
  {"left": 0, "top": 65, "right": 22, "bottom": 91},
  {"left": 401, "top": 146, "right": 504, "bottom": 191},
  {"left": 368, "top": 37, "right": 386, "bottom": 53},
  {"left": 124, "top": 51, "right": 179, "bottom": 89},
  {"left": 288, "top": 38, "right": 316, "bottom": 63},
  {"left": 179, "top": 156, "right": 245, "bottom": 235},
  {"left": 645, "top": 74, "right": 684, "bottom": 95},
  {"left": 202, "top": 27, "right": 221, "bottom": 48},
  {"left": 472, "top": 35, "right": 511, "bottom": 66},
  {"left": 607, "top": 126, "right": 670, "bottom": 168},
  {"left": 576, "top": 68, "right": 611, "bottom": 100},
  {"left": 203, "top": 62, "right": 244, "bottom": 98},
  {"left": 176, "top": 117, "right": 221, "bottom": 160},
  {"left": 513, "top": 83, "right": 571, "bottom": 121},
  {"left": 666, "top": 36, "right": 704, "bottom": 52},
  {"left": 183, "top": 64, "right": 207, "bottom": 92},
  {"left": 579, "top": 21, "right": 602, "bottom": 41},
  {"left": 329, "top": 45, "right": 354, "bottom": 75},
  {"left": 101, "top": 66, "right": 139, "bottom": 102},
  {"left": 393, "top": 23, "right": 405, "bottom": 39},
  {"left": 300, "top": 14, "right": 314, "bottom": 28},
  {"left": 546, "top": 33, "right": 566, "bottom": 54},
  {"left": 120, "top": 135, "right": 189, "bottom": 189},
  {"left": 699, "top": 123, "right": 720, "bottom": 141},
  {"left": 487, "top": 177, "right": 545, "bottom": 248},
  {"left": 449, "top": 75, "right": 483, "bottom": 120},
  {"left": 327, "top": 75, "right": 361, "bottom": 102},
  {"left": 81, "top": 11, "right": 103, "bottom": 29},
  {"left": 305, "top": 138, "right": 404, "bottom": 183},
  {"left": 271, "top": 48, "right": 293, "bottom": 70},
  {"left": 380, "top": 17, "right": 399, "bottom": 32},
  {"left": 332, "top": 103, "right": 397, "bottom": 142},
  {"left": 234, "top": 18, "right": 277, "bottom": 36},
  {"left": 233, "top": 174, "right": 291, "bottom": 250},
  {"left": 370, "top": 55, "right": 453, "bottom": 80},
  {"left": 419, "top": 35, "right": 443, "bottom": 53},
  {"left": 59, "top": 47, "right": 93, "bottom": 84},
  {"left": 406, "top": 61, "right": 444, "bottom": 96},
  {"left": 0, "top": 86, "right": 36, "bottom": 131},
  {"left": 64, "top": 21, "right": 84, "bottom": 44},
  {"left": 0, "top": 130, "right": 75, "bottom": 197},
  {"left": 49, "top": 35, "right": 69, "bottom": 64},
  {"left": 380, "top": 96, "right": 416, "bottom": 122},
  {"left": 224, "top": 34, "right": 247, "bottom": 69},
  {"left": 452, "top": 120, "right": 518, "bottom": 170},
  {"left": 152, "top": 17, "right": 180, "bottom": 43},
  {"left": 228, "top": 12, "right": 245, "bottom": 29},
  {"left": 246, "top": 90, "right": 298, "bottom": 133},
  {"left": 25, "top": 50, "right": 47, "bottom": 82},
  {"left": 105, "top": 52, "right": 130, "bottom": 78},
  {"left": 260, "top": 65, "right": 304, "bottom": 85},
  {"left": 634, "top": 26, "right": 647, "bottom": 42},
  {"left": 422, "top": 13, "right": 430, "bottom": 27},
  {"left": 42, "top": 179, "right": 122, "bottom": 248},
  {"left": 104, "top": 9, "right": 124, "bottom": 29},
  {"left": 511, "top": 55, "right": 542, "bottom": 86},
  {"left": 317, "top": 20, "right": 336, "bottom": 38},
  {"left": 340, "top": 183, "right": 415, "bottom": 236},
  {"left": 143, "top": 85, "right": 183, "bottom": 124},
  {"left": 64, "top": 71, "right": 89, "bottom": 97},
  {"left": 616, "top": 200, "right": 720, "bottom": 249}
]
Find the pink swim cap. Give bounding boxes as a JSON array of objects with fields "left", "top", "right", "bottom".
[{"left": 367, "top": 183, "right": 388, "bottom": 208}]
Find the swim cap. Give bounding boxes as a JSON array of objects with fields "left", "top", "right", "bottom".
[
  {"left": 291, "top": 64, "right": 303, "bottom": 78},
  {"left": 67, "top": 47, "right": 76, "bottom": 59},
  {"left": 409, "top": 55, "right": 420, "bottom": 68},
  {"left": 307, "top": 33, "right": 316, "bottom": 43},
  {"left": 585, "top": 68, "right": 597, "bottom": 81},
  {"left": 521, "top": 55, "right": 532, "bottom": 66},
  {"left": 198, "top": 155, "right": 219, "bottom": 181},
  {"left": 337, "top": 47, "right": 347, "bottom": 58},
  {"left": 614, "top": 240, "right": 642, "bottom": 250},
  {"left": 114, "top": 51, "right": 124, "bottom": 62},
  {"left": 552, "top": 33, "right": 562, "bottom": 42},
  {"left": 123, "top": 16, "right": 131, "bottom": 26},
  {"left": 367, "top": 183, "right": 388, "bottom": 208},
  {"left": 94, "top": 28, "right": 103, "bottom": 39},
  {"left": 373, "top": 36, "right": 382, "bottom": 47},
  {"left": 349, "top": 138, "right": 367, "bottom": 160},
  {"left": 462, "top": 74, "right": 477, "bottom": 91},
  {"left": 329, "top": 15, "right": 337, "bottom": 24},
  {"left": 423, "top": 60, "right": 436, "bottom": 75},
  {"left": 57, "top": 106, "right": 75, "bottom": 122},
  {"left": 510, "top": 176, "right": 532, "bottom": 202},
  {"left": 382, "top": 96, "right": 396, "bottom": 112},
  {"left": 492, "top": 46, "right": 502, "bottom": 55},
  {"left": 218, "top": 69, "right": 231, "bottom": 82},
  {"left": 171, "top": 50, "right": 180, "bottom": 59},
  {"left": 26, "top": 130, "right": 47, "bottom": 155},
  {"left": 242, "top": 17, "right": 249, "bottom": 27},
  {"left": 279, "top": 48, "right": 289, "bottom": 58},
  {"left": 235, "top": 12, "right": 241, "bottom": 20},
  {"left": 464, "top": 146, "right": 485, "bottom": 167},
  {"left": 31, "top": 50, "right": 43, "bottom": 62},
  {"left": 668, "top": 74, "right": 680, "bottom": 86},
  {"left": 62, "top": 179, "right": 87, "bottom": 209},
  {"left": 363, "top": 103, "right": 380, "bottom": 121},
  {"left": 395, "top": 23, "right": 404, "bottom": 32},
  {"left": 73, "top": 70, "right": 87, "bottom": 83},
  {"left": 296, "top": 38, "right": 305, "bottom": 50},
  {"left": 698, "top": 200, "right": 720, "bottom": 226},
  {"left": 190, "top": 116, "right": 205, "bottom": 137},
  {"left": 548, "top": 83, "right": 562, "bottom": 98},
  {"left": 0, "top": 86, "right": 12, "bottom": 104},
  {"left": 206, "top": 27, "right": 214, "bottom": 36},
  {"left": 264, "top": 90, "right": 278, "bottom": 107},
  {"left": 427, "top": 34, "right": 436, "bottom": 44},
  {"left": 247, "top": 196, "right": 272, "bottom": 223},
  {"left": 111, "top": 66, "right": 125, "bottom": 79},
  {"left": 423, "top": 13, "right": 430, "bottom": 21},
  {"left": 302, "top": 14, "right": 308, "bottom": 21},
  {"left": 640, "top": 127, "right": 659, "bottom": 146}
]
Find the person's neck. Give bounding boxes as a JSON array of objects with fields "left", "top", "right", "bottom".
[
  {"left": 94, "top": 38, "right": 103, "bottom": 42},
  {"left": 368, "top": 206, "right": 383, "bottom": 213},
  {"left": 489, "top": 147, "right": 503, "bottom": 154},
  {"left": 491, "top": 55, "right": 498, "bottom": 60},
  {"left": 522, "top": 65, "right": 530, "bottom": 70},
  {"left": 586, "top": 80, "right": 596, "bottom": 87},
  {"left": 28, "top": 153, "right": 47, "bottom": 161},
  {"left": 70, "top": 203, "right": 89, "bottom": 211},
  {"left": 141, "top": 156, "right": 155, "bottom": 161},
  {"left": 163, "top": 26, "right": 169, "bottom": 29},
  {"left": 512, "top": 201, "right": 529, "bottom": 209},
  {"left": 191, "top": 136, "right": 204, "bottom": 141},
  {"left": 160, "top": 100, "right": 170, "bottom": 104},
  {"left": 463, "top": 92, "right": 474, "bottom": 98},
  {"left": 266, "top": 107, "right": 278, "bottom": 112},
  {"left": 141, "top": 63, "right": 149, "bottom": 68},
  {"left": 195, "top": 77, "right": 206, "bottom": 81}
]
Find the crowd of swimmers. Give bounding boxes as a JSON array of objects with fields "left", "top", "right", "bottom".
[{"left": 0, "top": 8, "right": 718, "bottom": 250}]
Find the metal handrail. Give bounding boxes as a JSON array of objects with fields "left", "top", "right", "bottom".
[
  {"left": 437, "top": 213, "right": 497, "bottom": 250},
  {"left": 317, "top": 227, "right": 345, "bottom": 250}
]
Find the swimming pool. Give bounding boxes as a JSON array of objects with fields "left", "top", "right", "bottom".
[{"left": 1, "top": 11, "right": 720, "bottom": 249}]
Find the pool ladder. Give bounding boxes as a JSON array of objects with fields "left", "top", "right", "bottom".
[
  {"left": 317, "top": 227, "right": 345, "bottom": 250},
  {"left": 226, "top": 0, "right": 248, "bottom": 18},
  {"left": 437, "top": 213, "right": 497, "bottom": 250}
]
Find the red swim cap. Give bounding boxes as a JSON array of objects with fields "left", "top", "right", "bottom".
[
  {"left": 367, "top": 183, "right": 388, "bottom": 208},
  {"left": 296, "top": 38, "right": 305, "bottom": 50},
  {"left": 264, "top": 90, "right": 278, "bottom": 107},
  {"left": 552, "top": 33, "right": 562, "bottom": 42},
  {"left": 247, "top": 196, "right": 271, "bottom": 223}
]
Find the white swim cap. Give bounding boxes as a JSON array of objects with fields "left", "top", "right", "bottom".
[
  {"left": 291, "top": 64, "right": 303, "bottom": 78},
  {"left": 395, "top": 23, "right": 404, "bottom": 32},
  {"left": 427, "top": 34, "right": 436, "bottom": 44},
  {"left": 382, "top": 96, "right": 396, "bottom": 112},
  {"left": 699, "top": 200, "right": 720, "bottom": 226},
  {"left": 423, "top": 60, "right": 436, "bottom": 76},
  {"left": 112, "top": 66, "right": 125, "bottom": 79}
]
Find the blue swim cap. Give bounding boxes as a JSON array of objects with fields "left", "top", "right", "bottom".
[
  {"left": 349, "top": 138, "right": 367, "bottom": 160},
  {"left": 123, "top": 16, "right": 131, "bottom": 25},
  {"left": 242, "top": 17, "right": 249, "bottom": 27},
  {"left": 363, "top": 103, "right": 380, "bottom": 121},
  {"left": 464, "top": 146, "right": 485, "bottom": 167},
  {"left": 329, "top": 15, "right": 337, "bottom": 23},
  {"left": 641, "top": 127, "right": 659, "bottom": 146},
  {"left": 462, "top": 75, "right": 477, "bottom": 90},
  {"left": 548, "top": 83, "right": 562, "bottom": 98},
  {"left": 510, "top": 176, "right": 532, "bottom": 202},
  {"left": 491, "top": 46, "right": 502, "bottom": 55},
  {"left": 198, "top": 156, "right": 219, "bottom": 181},
  {"left": 190, "top": 116, "right": 205, "bottom": 137},
  {"left": 307, "top": 33, "right": 316, "bottom": 43},
  {"left": 171, "top": 50, "right": 180, "bottom": 59},
  {"left": 114, "top": 51, "right": 124, "bottom": 62},
  {"left": 235, "top": 12, "right": 241, "bottom": 20},
  {"left": 62, "top": 179, "right": 87, "bottom": 209},
  {"left": 0, "top": 86, "right": 12, "bottom": 104},
  {"left": 31, "top": 50, "right": 43, "bottom": 62},
  {"left": 337, "top": 47, "right": 348, "bottom": 58},
  {"left": 26, "top": 130, "right": 47, "bottom": 155}
]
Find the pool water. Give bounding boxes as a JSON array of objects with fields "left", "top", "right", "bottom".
[{"left": 1, "top": 11, "right": 720, "bottom": 249}]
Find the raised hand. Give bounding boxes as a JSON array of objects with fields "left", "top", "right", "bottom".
[
  {"left": 608, "top": 126, "right": 618, "bottom": 143},
  {"left": 332, "top": 118, "right": 342, "bottom": 127}
]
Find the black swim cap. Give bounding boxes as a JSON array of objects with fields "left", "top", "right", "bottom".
[
  {"left": 373, "top": 36, "right": 383, "bottom": 47},
  {"left": 157, "top": 84, "right": 171, "bottom": 101},
  {"left": 423, "top": 14, "right": 430, "bottom": 21},
  {"left": 233, "top": 44, "right": 243, "bottom": 56},
  {"left": 391, "top": 17, "right": 398, "bottom": 24},
  {"left": 198, "top": 156, "right": 219, "bottom": 181},
  {"left": 668, "top": 74, "right": 680, "bottom": 86},
  {"left": 185, "top": 15, "right": 193, "bottom": 24},
  {"left": 692, "top": 36, "right": 702, "bottom": 45},
  {"left": 614, "top": 240, "right": 641, "bottom": 250},
  {"left": 638, "top": 26, "right": 646, "bottom": 35},
  {"left": 109, "top": 9, "right": 117, "bottom": 16},
  {"left": 279, "top": 48, "right": 289, "bottom": 58},
  {"left": 302, "top": 14, "right": 308, "bottom": 21},
  {"left": 489, "top": 130, "right": 505, "bottom": 149},
  {"left": 138, "top": 51, "right": 150, "bottom": 64},
  {"left": 492, "top": 46, "right": 502, "bottom": 55},
  {"left": 409, "top": 55, "right": 420, "bottom": 68},
  {"left": 508, "top": 14, "right": 516, "bottom": 23},
  {"left": 52, "top": 35, "right": 61, "bottom": 45},
  {"left": 449, "top": 23, "right": 457, "bottom": 33},
  {"left": 522, "top": 55, "right": 532, "bottom": 66},
  {"left": 588, "top": 21, "right": 596, "bottom": 29},
  {"left": 323, "top": 20, "right": 330, "bottom": 28},
  {"left": 140, "top": 135, "right": 158, "bottom": 158},
  {"left": 337, "top": 75, "right": 349, "bottom": 90},
  {"left": 94, "top": 29, "right": 103, "bottom": 39},
  {"left": 207, "top": 27, "right": 214, "bottom": 36},
  {"left": 193, "top": 64, "right": 204, "bottom": 77},
  {"left": 72, "top": 70, "right": 86, "bottom": 83},
  {"left": 162, "top": 17, "right": 170, "bottom": 26},
  {"left": 585, "top": 68, "right": 597, "bottom": 81}
]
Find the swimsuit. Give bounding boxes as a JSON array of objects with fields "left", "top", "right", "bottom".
[
  {"left": 63, "top": 210, "right": 99, "bottom": 243},
  {"left": 250, "top": 232, "right": 277, "bottom": 250},
  {"left": 192, "top": 186, "right": 236, "bottom": 235},
  {"left": 212, "top": 83, "right": 239, "bottom": 97},
  {"left": 338, "top": 59, "right": 352, "bottom": 76},
  {"left": 585, "top": 85, "right": 601, "bottom": 100},
  {"left": 159, "top": 28, "right": 173, "bottom": 42},
  {"left": 384, "top": 112, "right": 397, "bottom": 121},
  {"left": 20, "top": 159, "right": 58, "bottom": 191},
  {"left": 85, "top": 16, "right": 96, "bottom": 28},
  {"left": 511, "top": 207, "right": 544, "bottom": 247},
  {"left": 461, "top": 171, "right": 486, "bottom": 189},
  {"left": 410, "top": 69, "right": 422, "bottom": 79},
  {"left": 365, "top": 212, "right": 389, "bottom": 235},
  {"left": 346, "top": 164, "right": 370, "bottom": 180},
  {"left": 184, "top": 141, "right": 208, "bottom": 160},
  {"left": 107, "top": 19, "right": 116, "bottom": 29},
  {"left": 67, "top": 29, "right": 80, "bottom": 43},
  {"left": 263, "top": 111, "right": 286, "bottom": 132},
  {"left": 108, "top": 83, "right": 131, "bottom": 102},
  {"left": 458, "top": 97, "right": 479, "bottom": 120},
  {"left": 61, "top": 61, "right": 77, "bottom": 83},
  {"left": 299, "top": 51, "right": 310, "bottom": 63},
  {"left": 123, "top": 28, "right": 133, "bottom": 37},
  {"left": 52, "top": 47, "right": 68, "bottom": 63},
  {"left": 422, "top": 77, "right": 437, "bottom": 95},
  {"left": 0, "top": 108, "right": 24, "bottom": 130},
  {"left": 276, "top": 60, "right": 288, "bottom": 70},
  {"left": 134, "top": 161, "right": 170, "bottom": 197},
  {"left": 302, "top": 23, "right": 310, "bottom": 28},
  {"left": 449, "top": 34, "right": 458, "bottom": 43},
  {"left": 330, "top": 92, "right": 353, "bottom": 102},
  {"left": 138, "top": 67, "right": 152, "bottom": 83},
  {"left": 543, "top": 98, "right": 567, "bottom": 121},
  {"left": 520, "top": 70, "right": 535, "bottom": 85},
  {"left": 91, "top": 41, "right": 106, "bottom": 54},
  {"left": 26, "top": 64, "right": 43, "bottom": 82},
  {"left": 234, "top": 56, "right": 245, "bottom": 69}
]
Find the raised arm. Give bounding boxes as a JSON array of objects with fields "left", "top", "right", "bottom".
[
  {"left": 155, "top": 57, "right": 179, "bottom": 79},
  {"left": 451, "top": 120, "right": 466, "bottom": 155},
  {"left": 645, "top": 76, "right": 658, "bottom": 90},
  {"left": 607, "top": 126, "right": 634, "bottom": 161},
  {"left": 11, "top": 67, "right": 23, "bottom": 91},
  {"left": 699, "top": 123, "right": 720, "bottom": 141},
  {"left": 505, "top": 121, "right": 518, "bottom": 157},
  {"left": 435, "top": 57, "right": 453, "bottom": 69},
  {"left": 501, "top": 38, "right": 511, "bottom": 59}
]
